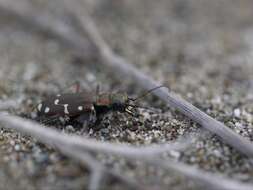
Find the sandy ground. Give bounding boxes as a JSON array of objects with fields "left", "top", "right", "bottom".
[{"left": 0, "top": 0, "right": 253, "bottom": 189}]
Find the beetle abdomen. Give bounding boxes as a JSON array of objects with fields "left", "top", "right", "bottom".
[{"left": 37, "top": 92, "right": 95, "bottom": 117}]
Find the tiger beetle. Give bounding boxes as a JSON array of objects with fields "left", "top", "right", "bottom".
[{"left": 36, "top": 83, "right": 165, "bottom": 126}]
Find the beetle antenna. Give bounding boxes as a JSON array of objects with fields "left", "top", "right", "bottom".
[{"left": 130, "top": 85, "right": 167, "bottom": 102}]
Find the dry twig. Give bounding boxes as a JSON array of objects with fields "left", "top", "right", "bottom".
[
  {"left": 58, "top": 148, "right": 144, "bottom": 190},
  {"left": 0, "top": 114, "right": 187, "bottom": 158},
  {"left": 0, "top": 99, "right": 18, "bottom": 110}
]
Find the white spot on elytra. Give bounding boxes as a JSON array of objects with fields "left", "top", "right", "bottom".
[
  {"left": 78, "top": 106, "right": 83, "bottom": 111},
  {"left": 57, "top": 94, "right": 61, "bottom": 97},
  {"left": 37, "top": 104, "right": 42, "bottom": 111},
  {"left": 54, "top": 99, "right": 59, "bottom": 105},
  {"left": 45, "top": 107, "right": 50, "bottom": 113},
  {"left": 64, "top": 104, "right": 69, "bottom": 114}
]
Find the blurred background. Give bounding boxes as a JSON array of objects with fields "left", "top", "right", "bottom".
[{"left": 0, "top": 0, "right": 252, "bottom": 189}]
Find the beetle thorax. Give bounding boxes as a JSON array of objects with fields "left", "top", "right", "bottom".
[
  {"left": 96, "top": 93, "right": 128, "bottom": 111},
  {"left": 110, "top": 93, "right": 128, "bottom": 105},
  {"left": 96, "top": 93, "right": 111, "bottom": 106}
]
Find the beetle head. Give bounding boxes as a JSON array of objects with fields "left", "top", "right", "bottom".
[{"left": 110, "top": 93, "right": 129, "bottom": 112}]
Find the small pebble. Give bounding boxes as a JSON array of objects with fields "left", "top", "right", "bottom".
[
  {"left": 233, "top": 108, "right": 241, "bottom": 117},
  {"left": 10, "top": 140, "right": 15, "bottom": 146},
  {"left": 170, "top": 150, "right": 181, "bottom": 159},
  {"left": 65, "top": 125, "right": 75, "bottom": 133},
  {"left": 14, "top": 144, "right": 21, "bottom": 151}
]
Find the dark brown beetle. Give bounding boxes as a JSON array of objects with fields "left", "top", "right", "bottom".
[{"left": 36, "top": 85, "right": 165, "bottom": 125}]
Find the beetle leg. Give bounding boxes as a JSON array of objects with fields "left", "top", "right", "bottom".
[
  {"left": 95, "top": 84, "right": 100, "bottom": 102},
  {"left": 76, "top": 114, "right": 91, "bottom": 128},
  {"left": 40, "top": 115, "right": 60, "bottom": 125},
  {"left": 69, "top": 81, "right": 80, "bottom": 93},
  {"left": 59, "top": 81, "right": 81, "bottom": 93},
  {"left": 74, "top": 81, "right": 80, "bottom": 93}
]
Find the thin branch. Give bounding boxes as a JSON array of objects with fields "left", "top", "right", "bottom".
[
  {"left": 0, "top": 114, "right": 187, "bottom": 158},
  {"left": 0, "top": 0, "right": 251, "bottom": 158},
  {"left": 0, "top": 114, "right": 253, "bottom": 190},
  {"left": 61, "top": 149, "right": 144, "bottom": 190},
  {"left": 153, "top": 158, "right": 253, "bottom": 190},
  {"left": 57, "top": 149, "right": 104, "bottom": 190},
  {"left": 0, "top": 99, "right": 18, "bottom": 110},
  {"left": 89, "top": 168, "right": 104, "bottom": 190}
]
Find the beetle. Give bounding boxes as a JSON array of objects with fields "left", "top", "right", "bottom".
[{"left": 36, "top": 85, "right": 165, "bottom": 126}]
